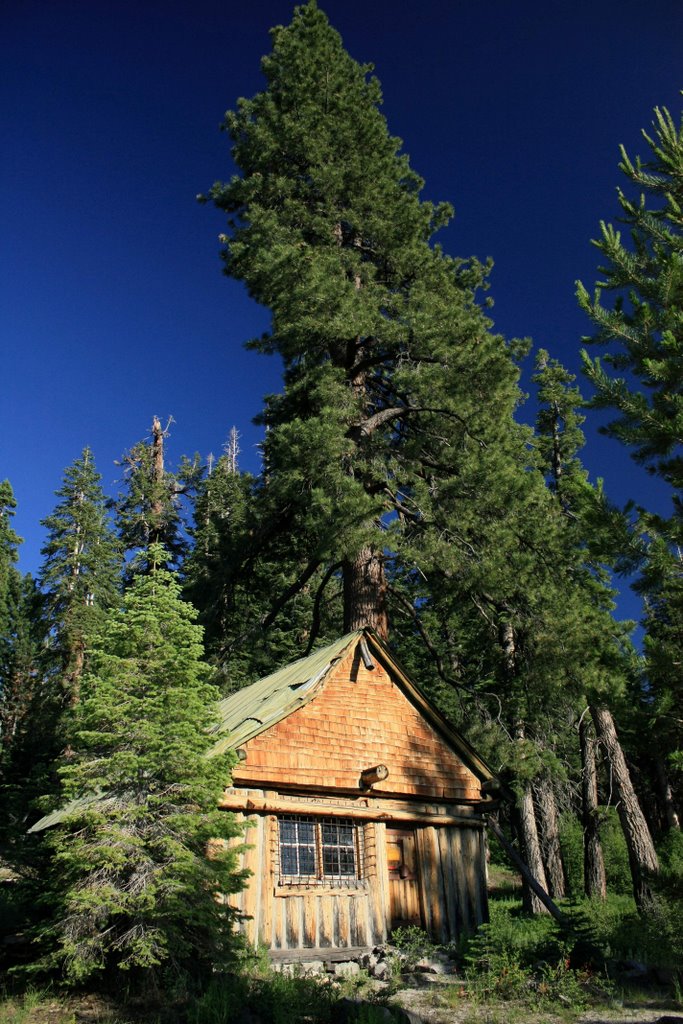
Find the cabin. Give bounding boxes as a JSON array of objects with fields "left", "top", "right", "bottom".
[{"left": 210, "top": 628, "right": 498, "bottom": 963}]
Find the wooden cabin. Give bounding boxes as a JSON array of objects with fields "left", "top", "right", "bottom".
[{"left": 210, "top": 629, "right": 497, "bottom": 962}]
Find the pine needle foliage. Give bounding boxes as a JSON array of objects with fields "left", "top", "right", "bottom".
[{"left": 577, "top": 102, "right": 683, "bottom": 500}]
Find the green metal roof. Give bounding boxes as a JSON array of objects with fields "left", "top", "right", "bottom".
[
  {"left": 207, "top": 632, "right": 362, "bottom": 757},
  {"left": 28, "top": 791, "right": 116, "bottom": 833}
]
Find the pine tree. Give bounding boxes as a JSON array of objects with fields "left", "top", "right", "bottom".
[
  {"left": 205, "top": 0, "right": 521, "bottom": 640},
  {"left": 36, "top": 547, "right": 242, "bottom": 985},
  {"left": 39, "top": 448, "right": 121, "bottom": 705},
  {"left": 577, "top": 104, "right": 683, "bottom": 500},
  {"left": 185, "top": 439, "right": 330, "bottom": 688},
  {"left": 577, "top": 100, "right": 683, "bottom": 837},
  {"left": 114, "top": 417, "right": 199, "bottom": 579},
  {"left": 533, "top": 350, "right": 660, "bottom": 907}
]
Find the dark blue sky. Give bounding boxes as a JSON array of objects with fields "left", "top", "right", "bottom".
[{"left": 2, "top": 0, "right": 681, "bottom": 625}]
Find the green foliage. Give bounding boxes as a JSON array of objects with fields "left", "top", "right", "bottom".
[
  {"left": 578, "top": 103, "right": 683, "bottom": 494},
  {"left": 578, "top": 100, "right": 683, "bottom": 790},
  {"left": 35, "top": 551, "right": 243, "bottom": 986},
  {"left": 189, "top": 967, "right": 337, "bottom": 1024},
  {"left": 389, "top": 926, "right": 437, "bottom": 973},
  {"left": 185, "top": 452, "right": 336, "bottom": 690},
  {"left": 600, "top": 808, "right": 634, "bottom": 896},
  {"left": 114, "top": 419, "right": 199, "bottom": 579},
  {"left": 39, "top": 448, "right": 121, "bottom": 695},
  {"left": 558, "top": 812, "right": 584, "bottom": 897},
  {"left": 0, "top": 483, "right": 54, "bottom": 863},
  {"left": 462, "top": 901, "right": 610, "bottom": 1010}
]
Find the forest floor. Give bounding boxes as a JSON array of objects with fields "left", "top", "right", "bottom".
[
  {"left": 391, "top": 983, "right": 683, "bottom": 1024},
  {"left": 1, "top": 987, "right": 682, "bottom": 1024}
]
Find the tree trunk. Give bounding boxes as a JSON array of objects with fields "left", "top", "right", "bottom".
[
  {"left": 591, "top": 705, "right": 659, "bottom": 910},
  {"left": 655, "top": 756, "right": 680, "bottom": 831},
  {"left": 151, "top": 415, "right": 165, "bottom": 539},
  {"left": 534, "top": 774, "right": 566, "bottom": 900},
  {"left": 516, "top": 782, "right": 550, "bottom": 915},
  {"left": 342, "top": 546, "right": 388, "bottom": 639},
  {"left": 579, "top": 714, "right": 607, "bottom": 900}
]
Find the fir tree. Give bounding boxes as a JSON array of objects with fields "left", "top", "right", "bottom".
[
  {"left": 0, "top": 480, "right": 22, "bottom": 687},
  {"left": 185, "top": 439, "right": 330, "bottom": 688},
  {"left": 39, "top": 448, "right": 121, "bottom": 705},
  {"left": 36, "top": 546, "right": 242, "bottom": 985}
]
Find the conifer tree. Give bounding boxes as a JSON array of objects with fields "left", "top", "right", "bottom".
[
  {"left": 185, "top": 437, "right": 330, "bottom": 688},
  {"left": 0, "top": 480, "right": 22, "bottom": 686},
  {"left": 205, "top": 0, "right": 522, "bottom": 640},
  {"left": 35, "top": 546, "right": 241, "bottom": 985},
  {"left": 577, "top": 100, "right": 682, "bottom": 837},
  {"left": 577, "top": 104, "right": 683, "bottom": 501},
  {"left": 0, "top": 483, "right": 54, "bottom": 858},
  {"left": 114, "top": 417, "right": 200, "bottom": 579},
  {"left": 533, "top": 351, "right": 660, "bottom": 907},
  {"left": 39, "top": 448, "right": 121, "bottom": 704}
]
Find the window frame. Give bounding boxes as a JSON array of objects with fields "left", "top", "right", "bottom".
[{"left": 276, "top": 814, "right": 365, "bottom": 889}]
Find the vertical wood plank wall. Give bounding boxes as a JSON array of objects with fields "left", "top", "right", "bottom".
[{"left": 224, "top": 812, "right": 488, "bottom": 953}]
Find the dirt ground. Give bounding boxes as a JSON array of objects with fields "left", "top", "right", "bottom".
[
  {"left": 1, "top": 987, "right": 682, "bottom": 1024},
  {"left": 391, "top": 984, "right": 683, "bottom": 1024}
]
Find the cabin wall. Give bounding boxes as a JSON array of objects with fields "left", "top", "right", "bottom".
[{"left": 221, "top": 789, "right": 488, "bottom": 955}]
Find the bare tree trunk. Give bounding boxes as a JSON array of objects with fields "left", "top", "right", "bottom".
[
  {"left": 655, "top": 756, "right": 680, "bottom": 831},
  {"left": 534, "top": 774, "right": 566, "bottom": 899},
  {"left": 63, "top": 640, "right": 85, "bottom": 707},
  {"left": 516, "top": 781, "right": 550, "bottom": 915},
  {"left": 151, "top": 415, "right": 165, "bottom": 539},
  {"left": 591, "top": 705, "right": 659, "bottom": 910},
  {"left": 342, "top": 546, "right": 388, "bottom": 639},
  {"left": 579, "top": 713, "right": 607, "bottom": 900},
  {"left": 511, "top": 713, "right": 550, "bottom": 916}
]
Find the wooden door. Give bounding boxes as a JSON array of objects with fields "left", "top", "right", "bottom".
[{"left": 386, "top": 828, "right": 423, "bottom": 930}]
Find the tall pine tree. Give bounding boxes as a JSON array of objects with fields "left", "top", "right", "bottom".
[
  {"left": 577, "top": 100, "right": 683, "bottom": 835},
  {"left": 205, "top": 0, "right": 523, "bottom": 644}
]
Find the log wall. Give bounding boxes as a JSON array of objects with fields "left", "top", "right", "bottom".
[{"left": 221, "top": 790, "right": 488, "bottom": 955}]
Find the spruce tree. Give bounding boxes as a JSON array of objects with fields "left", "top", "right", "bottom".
[
  {"left": 40, "top": 448, "right": 121, "bottom": 705},
  {"left": 36, "top": 547, "right": 241, "bottom": 985}
]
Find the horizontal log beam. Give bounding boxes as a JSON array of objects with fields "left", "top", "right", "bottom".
[{"left": 218, "top": 792, "right": 484, "bottom": 828}]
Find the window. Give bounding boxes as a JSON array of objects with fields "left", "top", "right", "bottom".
[{"left": 277, "top": 815, "right": 364, "bottom": 887}]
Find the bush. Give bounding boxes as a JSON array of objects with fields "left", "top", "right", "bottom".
[{"left": 189, "top": 967, "right": 337, "bottom": 1024}]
